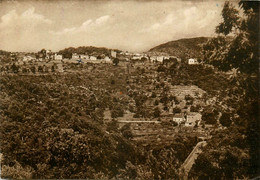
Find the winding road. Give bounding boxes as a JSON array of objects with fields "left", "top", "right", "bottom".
[{"left": 179, "top": 141, "right": 207, "bottom": 179}]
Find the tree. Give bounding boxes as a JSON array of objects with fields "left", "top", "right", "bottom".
[
  {"left": 106, "top": 119, "right": 119, "bottom": 133},
  {"left": 11, "top": 63, "right": 19, "bottom": 73},
  {"left": 202, "top": 110, "right": 217, "bottom": 125},
  {"left": 151, "top": 92, "right": 156, "bottom": 98},
  {"left": 153, "top": 107, "right": 161, "bottom": 118},
  {"left": 97, "top": 55, "right": 102, "bottom": 60},
  {"left": 120, "top": 124, "right": 133, "bottom": 140},
  {"left": 51, "top": 65, "right": 55, "bottom": 72},
  {"left": 38, "top": 66, "right": 43, "bottom": 73},
  {"left": 202, "top": 2, "right": 259, "bottom": 177},
  {"left": 30, "top": 66, "right": 36, "bottom": 74},
  {"left": 203, "top": 1, "right": 259, "bottom": 74},
  {"left": 172, "top": 107, "right": 181, "bottom": 114},
  {"left": 154, "top": 99, "right": 159, "bottom": 106},
  {"left": 38, "top": 49, "right": 46, "bottom": 59},
  {"left": 110, "top": 79, "right": 115, "bottom": 85},
  {"left": 111, "top": 104, "right": 124, "bottom": 118},
  {"left": 113, "top": 58, "right": 119, "bottom": 66},
  {"left": 140, "top": 57, "right": 147, "bottom": 62},
  {"left": 22, "top": 68, "right": 27, "bottom": 73},
  {"left": 190, "top": 105, "right": 200, "bottom": 112},
  {"left": 219, "top": 112, "right": 232, "bottom": 127},
  {"left": 215, "top": 2, "right": 239, "bottom": 35}
]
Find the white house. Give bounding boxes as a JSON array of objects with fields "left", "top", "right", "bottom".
[
  {"left": 150, "top": 56, "right": 157, "bottom": 62},
  {"left": 80, "top": 54, "right": 89, "bottom": 60},
  {"left": 89, "top": 56, "right": 97, "bottom": 60},
  {"left": 185, "top": 112, "right": 202, "bottom": 127},
  {"left": 172, "top": 114, "right": 185, "bottom": 125},
  {"left": 156, "top": 56, "right": 164, "bottom": 62},
  {"left": 72, "top": 53, "right": 80, "bottom": 59},
  {"left": 111, "top": 51, "right": 117, "bottom": 58},
  {"left": 23, "top": 55, "right": 34, "bottom": 62},
  {"left": 54, "top": 54, "right": 63, "bottom": 60},
  {"left": 104, "top": 56, "right": 111, "bottom": 61},
  {"left": 132, "top": 56, "right": 142, "bottom": 60},
  {"left": 188, "top": 58, "right": 198, "bottom": 65}
]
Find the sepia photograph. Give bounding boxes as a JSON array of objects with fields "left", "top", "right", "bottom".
[{"left": 0, "top": 0, "right": 259, "bottom": 179}]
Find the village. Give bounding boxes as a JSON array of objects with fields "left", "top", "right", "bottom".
[{"left": 0, "top": 48, "right": 199, "bottom": 74}]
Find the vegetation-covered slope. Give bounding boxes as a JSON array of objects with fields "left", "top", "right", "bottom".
[
  {"left": 0, "top": 64, "right": 199, "bottom": 179},
  {"left": 149, "top": 37, "right": 210, "bottom": 59},
  {"left": 0, "top": 50, "right": 10, "bottom": 56}
]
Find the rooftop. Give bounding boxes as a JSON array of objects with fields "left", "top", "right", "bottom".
[{"left": 173, "top": 113, "right": 184, "bottom": 118}]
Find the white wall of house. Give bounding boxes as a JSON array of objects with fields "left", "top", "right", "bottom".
[
  {"left": 23, "top": 56, "right": 34, "bottom": 62},
  {"left": 55, "top": 54, "right": 63, "bottom": 60},
  {"left": 80, "top": 55, "right": 89, "bottom": 60},
  {"left": 132, "top": 56, "right": 141, "bottom": 60},
  {"left": 185, "top": 113, "right": 202, "bottom": 126},
  {"left": 156, "top": 56, "right": 164, "bottom": 62},
  {"left": 150, "top": 56, "right": 157, "bottom": 62},
  {"left": 111, "top": 51, "right": 117, "bottom": 58},
  {"left": 90, "top": 56, "right": 97, "bottom": 60},
  {"left": 173, "top": 117, "right": 184, "bottom": 124},
  {"left": 188, "top": 58, "right": 198, "bottom": 65},
  {"left": 104, "top": 56, "right": 111, "bottom": 61}
]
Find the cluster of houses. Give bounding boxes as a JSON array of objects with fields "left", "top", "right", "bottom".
[
  {"left": 71, "top": 53, "right": 112, "bottom": 62},
  {"left": 124, "top": 52, "right": 181, "bottom": 63},
  {"left": 172, "top": 112, "right": 202, "bottom": 127},
  {"left": 11, "top": 48, "right": 200, "bottom": 66},
  {"left": 22, "top": 50, "right": 61, "bottom": 63},
  {"left": 20, "top": 50, "right": 118, "bottom": 64}
]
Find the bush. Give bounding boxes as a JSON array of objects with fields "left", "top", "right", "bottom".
[
  {"left": 219, "top": 112, "right": 232, "bottom": 127},
  {"left": 1, "top": 161, "right": 34, "bottom": 179},
  {"left": 153, "top": 107, "right": 161, "bottom": 118}
]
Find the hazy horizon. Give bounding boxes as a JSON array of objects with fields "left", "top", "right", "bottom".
[{"left": 0, "top": 0, "right": 224, "bottom": 53}]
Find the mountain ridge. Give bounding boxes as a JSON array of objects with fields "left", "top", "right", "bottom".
[{"left": 148, "top": 37, "right": 211, "bottom": 59}]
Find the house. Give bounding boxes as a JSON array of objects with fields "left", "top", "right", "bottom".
[
  {"left": 54, "top": 54, "right": 63, "bottom": 60},
  {"left": 132, "top": 56, "right": 141, "bottom": 60},
  {"left": 89, "top": 56, "right": 97, "bottom": 60},
  {"left": 104, "top": 56, "right": 111, "bottom": 61},
  {"left": 150, "top": 56, "right": 157, "bottom": 62},
  {"left": 172, "top": 114, "right": 185, "bottom": 125},
  {"left": 188, "top": 58, "right": 198, "bottom": 65},
  {"left": 111, "top": 51, "right": 117, "bottom": 58},
  {"left": 156, "top": 56, "right": 164, "bottom": 62},
  {"left": 72, "top": 53, "right": 80, "bottom": 59},
  {"left": 185, "top": 112, "right": 202, "bottom": 127},
  {"left": 80, "top": 54, "right": 89, "bottom": 60},
  {"left": 23, "top": 55, "right": 34, "bottom": 62}
]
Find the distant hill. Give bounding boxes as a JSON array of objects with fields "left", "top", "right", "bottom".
[
  {"left": 0, "top": 50, "right": 10, "bottom": 56},
  {"left": 58, "top": 46, "right": 121, "bottom": 58},
  {"left": 149, "top": 37, "right": 211, "bottom": 59}
]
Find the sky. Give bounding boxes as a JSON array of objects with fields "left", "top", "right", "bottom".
[{"left": 0, "top": 0, "right": 226, "bottom": 52}]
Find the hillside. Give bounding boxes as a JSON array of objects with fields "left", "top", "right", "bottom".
[
  {"left": 149, "top": 37, "right": 210, "bottom": 59},
  {"left": 0, "top": 50, "right": 10, "bottom": 56}
]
